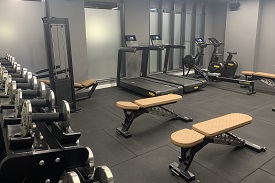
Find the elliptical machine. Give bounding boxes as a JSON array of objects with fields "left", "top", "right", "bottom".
[{"left": 208, "top": 38, "right": 239, "bottom": 78}]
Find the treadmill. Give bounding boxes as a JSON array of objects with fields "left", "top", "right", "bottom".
[
  {"left": 117, "top": 35, "right": 183, "bottom": 97},
  {"left": 141, "top": 35, "right": 207, "bottom": 93}
]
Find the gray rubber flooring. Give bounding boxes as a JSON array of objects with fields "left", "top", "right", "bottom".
[{"left": 71, "top": 83, "right": 275, "bottom": 183}]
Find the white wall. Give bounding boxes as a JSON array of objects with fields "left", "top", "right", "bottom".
[
  {"left": 224, "top": 0, "right": 261, "bottom": 73},
  {"left": 0, "top": 0, "right": 47, "bottom": 72},
  {"left": 256, "top": 0, "right": 275, "bottom": 73},
  {"left": 48, "top": 0, "right": 89, "bottom": 82}
]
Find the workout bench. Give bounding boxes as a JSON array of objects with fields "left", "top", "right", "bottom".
[
  {"left": 40, "top": 79, "right": 98, "bottom": 101},
  {"left": 169, "top": 113, "right": 266, "bottom": 182},
  {"left": 242, "top": 71, "right": 275, "bottom": 87},
  {"left": 116, "top": 94, "right": 193, "bottom": 138}
]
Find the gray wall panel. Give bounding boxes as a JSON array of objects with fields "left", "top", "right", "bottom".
[{"left": 48, "top": 0, "right": 89, "bottom": 82}]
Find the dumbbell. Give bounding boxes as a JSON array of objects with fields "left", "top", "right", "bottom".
[
  {"left": 0, "top": 56, "right": 15, "bottom": 66},
  {"left": 21, "top": 100, "right": 70, "bottom": 137},
  {"left": 0, "top": 67, "right": 28, "bottom": 86},
  {"left": 0, "top": 61, "right": 21, "bottom": 73},
  {"left": 0, "top": 54, "right": 12, "bottom": 64},
  {"left": 5, "top": 74, "right": 38, "bottom": 99},
  {"left": 15, "top": 87, "right": 54, "bottom": 117}
]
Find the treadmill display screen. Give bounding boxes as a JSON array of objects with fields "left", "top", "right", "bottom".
[
  {"left": 125, "top": 35, "right": 137, "bottom": 41},
  {"left": 195, "top": 38, "right": 204, "bottom": 43},
  {"left": 150, "top": 35, "right": 162, "bottom": 40}
]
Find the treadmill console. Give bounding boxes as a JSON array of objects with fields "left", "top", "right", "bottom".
[
  {"left": 150, "top": 35, "right": 164, "bottom": 46},
  {"left": 194, "top": 38, "right": 205, "bottom": 44},
  {"left": 124, "top": 35, "right": 139, "bottom": 47}
]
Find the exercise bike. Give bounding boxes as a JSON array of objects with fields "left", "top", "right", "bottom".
[{"left": 208, "top": 38, "right": 239, "bottom": 78}]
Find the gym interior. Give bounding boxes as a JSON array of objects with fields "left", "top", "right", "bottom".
[{"left": 0, "top": 0, "right": 275, "bottom": 182}]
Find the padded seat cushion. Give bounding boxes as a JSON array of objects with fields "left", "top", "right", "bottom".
[
  {"left": 241, "top": 71, "right": 255, "bottom": 75},
  {"left": 171, "top": 129, "right": 205, "bottom": 148},
  {"left": 192, "top": 113, "right": 252, "bottom": 137},
  {"left": 81, "top": 79, "right": 96, "bottom": 88},
  {"left": 253, "top": 72, "right": 275, "bottom": 79},
  {"left": 40, "top": 79, "right": 50, "bottom": 85},
  {"left": 74, "top": 82, "right": 83, "bottom": 88},
  {"left": 134, "top": 94, "right": 182, "bottom": 108},
  {"left": 116, "top": 101, "right": 140, "bottom": 110}
]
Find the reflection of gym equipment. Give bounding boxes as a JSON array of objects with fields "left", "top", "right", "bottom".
[
  {"left": 140, "top": 35, "right": 207, "bottom": 93},
  {"left": 183, "top": 51, "right": 256, "bottom": 95},
  {"left": 117, "top": 35, "right": 182, "bottom": 97},
  {"left": 116, "top": 94, "right": 192, "bottom": 138},
  {"left": 0, "top": 100, "right": 114, "bottom": 182},
  {"left": 169, "top": 113, "right": 266, "bottom": 182}
]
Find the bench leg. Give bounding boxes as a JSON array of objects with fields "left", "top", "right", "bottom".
[
  {"left": 116, "top": 109, "right": 145, "bottom": 138},
  {"left": 169, "top": 162, "right": 195, "bottom": 182}
]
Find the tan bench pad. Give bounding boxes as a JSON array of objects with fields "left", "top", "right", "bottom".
[
  {"left": 81, "top": 79, "right": 96, "bottom": 88},
  {"left": 171, "top": 129, "right": 205, "bottom": 148},
  {"left": 253, "top": 72, "right": 275, "bottom": 79},
  {"left": 40, "top": 79, "right": 51, "bottom": 85},
  {"left": 241, "top": 71, "right": 255, "bottom": 75},
  {"left": 192, "top": 113, "right": 252, "bottom": 137},
  {"left": 116, "top": 101, "right": 140, "bottom": 110},
  {"left": 134, "top": 94, "right": 182, "bottom": 108}
]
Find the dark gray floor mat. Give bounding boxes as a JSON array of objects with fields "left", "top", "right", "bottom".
[
  {"left": 111, "top": 145, "right": 230, "bottom": 183},
  {"left": 238, "top": 169, "right": 275, "bottom": 183},
  {"left": 261, "top": 157, "right": 275, "bottom": 175}
]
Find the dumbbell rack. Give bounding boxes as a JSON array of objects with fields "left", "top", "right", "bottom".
[{"left": 0, "top": 54, "right": 114, "bottom": 183}]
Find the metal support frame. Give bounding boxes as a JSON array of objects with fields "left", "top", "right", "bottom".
[
  {"left": 190, "top": 1, "right": 197, "bottom": 56},
  {"left": 169, "top": 0, "right": 175, "bottom": 70},
  {"left": 200, "top": 2, "right": 206, "bottom": 66},
  {"left": 170, "top": 132, "right": 266, "bottom": 182},
  {"left": 120, "top": 0, "right": 126, "bottom": 77},
  {"left": 180, "top": 1, "right": 186, "bottom": 69},
  {"left": 42, "top": 17, "right": 77, "bottom": 112},
  {"left": 116, "top": 103, "right": 192, "bottom": 138},
  {"left": 157, "top": 0, "right": 163, "bottom": 72}
]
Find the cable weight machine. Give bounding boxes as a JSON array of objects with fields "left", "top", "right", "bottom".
[{"left": 42, "top": 17, "right": 78, "bottom": 112}]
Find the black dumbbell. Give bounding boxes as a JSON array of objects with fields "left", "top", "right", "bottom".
[
  {"left": 15, "top": 87, "right": 54, "bottom": 117},
  {"left": 21, "top": 100, "right": 70, "bottom": 137}
]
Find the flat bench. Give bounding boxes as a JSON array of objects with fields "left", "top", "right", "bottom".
[
  {"left": 116, "top": 94, "right": 193, "bottom": 138},
  {"left": 169, "top": 113, "right": 266, "bottom": 182},
  {"left": 40, "top": 79, "right": 98, "bottom": 101}
]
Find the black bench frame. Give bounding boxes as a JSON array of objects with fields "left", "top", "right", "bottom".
[{"left": 169, "top": 132, "right": 266, "bottom": 182}]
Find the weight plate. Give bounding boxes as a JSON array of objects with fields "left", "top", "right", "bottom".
[
  {"left": 15, "top": 89, "right": 23, "bottom": 117},
  {"left": 9, "top": 81, "right": 17, "bottom": 104},
  {"left": 85, "top": 147, "right": 95, "bottom": 177},
  {"left": 21, "top": 68, "right": 27, "bottom": 77},
  {"left": 21, "top": 100, "right": 32, "bottom": 137},
  {"left": 5, "top": 75, "right": 12, "bottom": 95},
  {"left": 93, "top": 166, "right": 114, "bottom": 183},
  {"left": 32, "top": 76, "right": 38, "bottom": 90},
  {"left": 60, "top": 100, "right": 70, "bottom": 132},
  {"left": 46, "top": 90, "right": 55, "bottom": 111},
  {"left": 61, "top": 171, "right": 81, "bottom": 183},
  {"left": 25, "top": 72, "right": 32, "bottom": 83},
  {"left": 39, "top": 82, "right": 47, "bottom": 99},
  {"left": 15, "top": 64, "right": 21, "bottom": 73}
]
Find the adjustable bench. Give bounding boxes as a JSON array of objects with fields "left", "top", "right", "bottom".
[
  {"left": 116, "top": 94, "right": 193, "bottom": 138},
  {"left": 242, "top": 71, "right": 275, "bottom": 88},
  {"left": 40, "top": 79, "right": 98, "bottom": 101},
  {"left": 169, "top": 113, "right": 266, "bottom": 182}
]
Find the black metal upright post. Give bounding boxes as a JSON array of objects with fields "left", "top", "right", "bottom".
[
  {"left": 120, "top": 0, "right": 126, "bottom": 77},
  {"left": 200, "top": 2, "right": 206, "bottom": 66},
  {"left": 190, "top": 1, "right": 197, "bottom": 56},
  {"left": 169, "top": 0, "right": 175, "bottom": 71},
  {"left": 180, "top": 1, "right": 186, "bottom": 69},
  {"left": 157, "top": 0, "right": 163, "bottom": 72}
]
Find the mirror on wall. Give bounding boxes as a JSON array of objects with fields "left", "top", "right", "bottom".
[
  {"left": 84, "top": 1, "right": 122, "bottom": 80},
  {"left": 149, "top": 0, "right": 205, "bottom": 73}
]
